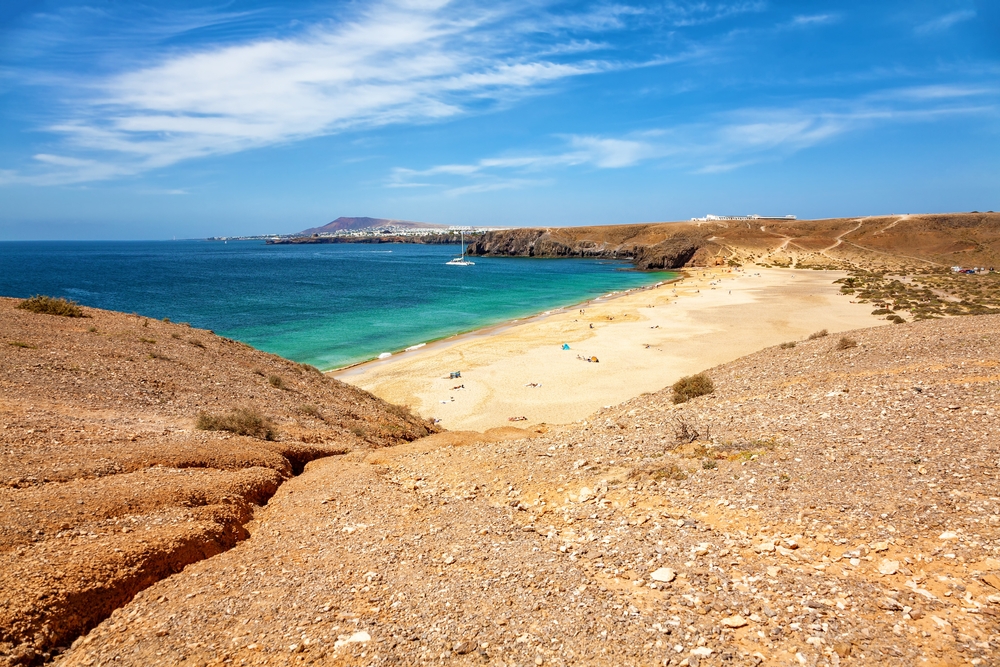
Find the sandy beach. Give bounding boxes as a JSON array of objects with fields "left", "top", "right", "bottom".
[{"left": 335, "top": 267, "right": 887, "bottom": 431}]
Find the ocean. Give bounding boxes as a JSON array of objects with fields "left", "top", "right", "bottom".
[{"left": 0, "top": 240, "right": 674, "bottom": 370}]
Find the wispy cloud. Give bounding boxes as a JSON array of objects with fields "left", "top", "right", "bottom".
[
  {"left": 788, "top": 14, "right": 838, "bottom": 27},
  {"left": 5, "top": 0, "right": 676, "bottom": 185},
  {"left": 389, "top": 85, "right": 998, "bottom": 191},
  {"left": 666, "top": 1, "right": 766, "bottom": 27},
  {"left": 915, "top": 9, "right": 976, "bottom": 34}
]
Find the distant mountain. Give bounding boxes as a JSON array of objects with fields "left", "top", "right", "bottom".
[{"left": 298, "top": 217, "right": 446, "bottom": 236}]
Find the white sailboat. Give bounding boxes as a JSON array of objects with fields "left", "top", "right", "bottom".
[{"left": 445, "top": 230, "right": 475, "bottom": 266}]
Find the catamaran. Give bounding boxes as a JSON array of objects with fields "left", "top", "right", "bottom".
[{"left": 445, "top": 230, "right": 475, "bottom": 266}]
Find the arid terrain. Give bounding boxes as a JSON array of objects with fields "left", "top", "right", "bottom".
[
  {"left": 0, "top": 299, "right": 436, "bottom": 665},
  {"left": 468, "top": 212, "right": 1000, "bottom": 272},
  {"left": 1, "top": 213, "right": 999, "bottom": 667},
  {"left": 44, "top": 315, "right": 1000, "bottom": 667}
]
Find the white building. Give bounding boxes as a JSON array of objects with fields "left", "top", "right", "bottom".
[{"left": 690, "top": 214, "right": 797, "bottom": 222}]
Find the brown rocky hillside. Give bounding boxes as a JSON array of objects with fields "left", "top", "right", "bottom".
[
  {"left": 0, "top": 298, "right": 436, "bottom": 665},
  {"left": 468, "top": 212, "right": 1000, "bottom": 270},
  {"left": 49, "top": 314, "right": 1000, "bottom": 667}
]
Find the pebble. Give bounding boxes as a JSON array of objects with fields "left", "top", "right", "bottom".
[
  {"left": 650, "top": 567, "right": 677, "bottom": 583},
  {"left": 878, "top": 559, "right": 900, "bottom": 575},
  {"left": 334, "top": 631, "right": 371, "bottom": 649},
  {"left": 721, "top": 615, "right": 748, "bottom": 628}
]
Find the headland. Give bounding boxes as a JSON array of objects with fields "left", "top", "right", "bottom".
[{"left": 2, "top": 211, "right": 999, "bottom": 666}]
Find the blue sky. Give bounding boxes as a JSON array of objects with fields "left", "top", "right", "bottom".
[{"left": 0, "top": 0, "right": 997, "bottom": 239}]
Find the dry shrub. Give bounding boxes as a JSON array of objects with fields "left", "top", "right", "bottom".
[
  {"left": 671, "top": 418, "right": 704, "bottom": 444},
  {"left": 17, "top": 295, "right": 88, "bottom": 318},
  {"left": 8, "top": 341, "right": 37, "bottom": 349},
  {"left": 299, "top": 403, "right": 322, "bottom": 419},
  {"left": 268, "top": 374, "right": 286, "bottom": 389},
  {"left": 637, "top": 463, "right": 687, "bottom": 481},
  {"left": 807, "top": 329, "right": 828, "bottom": 340},
  {"left": 836, "top": 336, "right": 858, "bottom": 350},
  {"left": 196, "top": 407, "right": 276, "bottom": 440},
  {"left": 671, "top": 373, "right": 714, "bottom": 404},
  {"left": 779, "top": 341, "right": 796, "bottom": 349}
]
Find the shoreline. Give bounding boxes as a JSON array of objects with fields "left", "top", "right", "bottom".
[
  {"left": 330, "top": 271, "right": 680, "bottom": 376},
  {"left": 337, "top": 265, "right": 889, "bottom": 432}
]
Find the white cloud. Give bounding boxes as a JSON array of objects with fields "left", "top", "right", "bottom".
[
  {"left": 10, "top": 0, "right": 651, "bottom": 185},
  {"left": 566, "top": 136, "right": 659, "bottom": 167},
  {"left": 444, "top": 178, "right": 546, "bottom": 197},
  {"left": 0, "top": 153, "right": 133, "bottom": 185},
  {"left": 915, "top": 9, "right": 976, "bottom": 34},
  {"left": 789, "top": 14, "right": 838, "bottom": 27},
  {"left": 667, "top": 1, "right": 766, "bottom": 27},
  {"left": 388, "top": 85, "right": 998, "bottom": 192}
]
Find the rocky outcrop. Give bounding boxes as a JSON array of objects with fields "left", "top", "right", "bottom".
[
  {"left": 467, "top": 228, "right": 710, "bottom": 269},
  {"left": 466, "top": 212, "right": 1000, "bottom": 270}
]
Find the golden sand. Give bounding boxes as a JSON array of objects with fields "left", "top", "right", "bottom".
[{"left": 335, "top": 267, "right": 886, "bottom": 431}]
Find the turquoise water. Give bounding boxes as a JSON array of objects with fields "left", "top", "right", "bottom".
[{"left": 0, "top": 241, "right": 674, "bottom": 370}]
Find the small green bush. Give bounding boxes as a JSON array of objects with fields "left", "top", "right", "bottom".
[
  {"left": 195, "top": 407, "right": 276, "bottom": 440},
  {"left": 702, "top": 459, "right": 718, "bottom": 470},
  {"left": 807, "top": 329, "right": 828, "bottom": 340},
  {"left": 8, "top": 341, "right": 37, "bottom": 349},
  {"left": 139, "top": 337, "right": 156, "bottom": 344},
  {"left": 671, "top": 373, "right": 714, "bottom": 404},
  {"left": 17, "top": 295, "right": 88, "bottom": 318},
  {"left": 836, "top": 336, "right": 858, "bottom": 350}
]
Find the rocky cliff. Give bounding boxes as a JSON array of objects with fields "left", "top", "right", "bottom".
[
  {"left": 466, "top": 213, "right": 1000, "bottom": 270},
  {"left": 466, "top": 227, "right": 710, "bottom": 269}
]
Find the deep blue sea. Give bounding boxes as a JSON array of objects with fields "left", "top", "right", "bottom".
[{"left": 0, "top": 241, "right": 673, "bottom": 370}]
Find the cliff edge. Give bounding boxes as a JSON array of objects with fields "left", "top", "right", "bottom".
[{"left": 0, "top": 299, "right": 437, "bottom": 665}]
